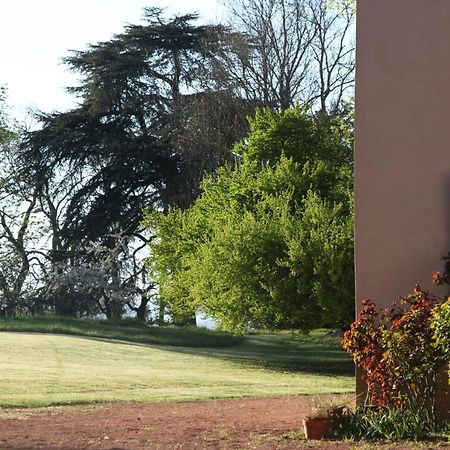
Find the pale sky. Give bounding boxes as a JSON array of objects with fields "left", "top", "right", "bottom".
[{"left": 0, "top": 1, "right": 225, "bottom": 121}]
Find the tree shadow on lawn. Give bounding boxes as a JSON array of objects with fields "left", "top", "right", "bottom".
[
  {"left": 165, "top": 336, "right": 355, "bottom": 376},
  {"left": 84, "top": 331, "right": 355, "bottom": 377},
  {"left": 0, "top": 317, "right": 354, "bottom": 376}
]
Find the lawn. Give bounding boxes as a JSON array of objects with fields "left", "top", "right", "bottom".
[
  {"left": 0, "top": 315, "right": 242, "bottom": 347},
  {"left": 0, "top": 318, "right": 354, "bottom": 408}
]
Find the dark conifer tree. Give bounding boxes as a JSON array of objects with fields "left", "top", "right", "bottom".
[{"left": 20, "top": 8, "right": 244, "bottom": 245}]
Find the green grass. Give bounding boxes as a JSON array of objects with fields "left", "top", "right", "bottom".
[
  {"left": 0, "top": 315, "right": 242, "bottom": 347},
  {"left": 0, "top": 317, "right": 354, "bottom": 408},
  {"left": 189, "top": 329, "right": 354, "bottom": 375}
]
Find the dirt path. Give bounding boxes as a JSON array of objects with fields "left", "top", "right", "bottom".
[{"left": 0, "top": 395, "right": 447, "bottom": 449}]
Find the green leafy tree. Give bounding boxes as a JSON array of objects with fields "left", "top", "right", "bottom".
[{"left": 145, "top": 106, "right": 354, "bottom": 330}]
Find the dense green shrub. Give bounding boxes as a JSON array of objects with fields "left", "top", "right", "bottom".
[
  {"left": 431, "top": 254, "right": 450, "bottom": 379},
  {"left": 144, "top": 106, "right": 354, "bottom": 331}
]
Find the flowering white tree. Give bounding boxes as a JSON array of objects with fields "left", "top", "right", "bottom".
[{"left": 42, "top": 232, "right": 155, "bottom": 320}]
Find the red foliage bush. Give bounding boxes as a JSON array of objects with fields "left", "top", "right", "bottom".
[{"left": 342, "top": 282, "right": 447, "bottom": 410}]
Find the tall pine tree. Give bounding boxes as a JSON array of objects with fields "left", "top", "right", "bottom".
[{"left": 20, "top": 8, "right": 244, "bottom": 245}]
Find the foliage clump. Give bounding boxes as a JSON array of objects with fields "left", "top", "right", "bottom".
[
  {"left": 145, "top": 106, "right": 354, "bottom": 331},
  {"left": 431, "top": 254, "right": 450, "bottom": 379},
  {"left": 341, "top": 258, "right": 450, "bottom": 441},
  {"left": 342, "top": 290, "right": 446, "bottom": 408},
  {"left": 432, "top": 299, "right": 450, "bottom": 376}
]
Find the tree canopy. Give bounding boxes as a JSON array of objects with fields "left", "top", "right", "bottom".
[
  {"left": 145, "top": 106, "right": 354, "bottom": 331},
  {"left": 3, "top": 4, "right": 355, "bottom": 324},
  {"left": 20, "top": 10, "right": 216, "bottom": 243}
]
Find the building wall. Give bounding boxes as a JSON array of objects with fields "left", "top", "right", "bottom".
[{"left": 355, "top": 0, "right": 450, "bottom": 417}]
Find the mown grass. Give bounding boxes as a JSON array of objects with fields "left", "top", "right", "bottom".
[
  {"left": 0, "top": 317, "right": 354, "bottom": 408},
  {"left": 0, "top": 315, "right": 242, "bottom": 347},
  {"left": 191, "top": 329, "right": 354, "bottom": 375}
]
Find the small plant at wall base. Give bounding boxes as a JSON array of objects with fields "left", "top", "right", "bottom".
[
  {"left": 343, "top": 288, "right": 445, "bottom": 410},
  {"left": 303, "top": 399, "right": 349, "bottom": 440},
  {"left": 341, "top": 257, "right": 450, "bottom": 440}
]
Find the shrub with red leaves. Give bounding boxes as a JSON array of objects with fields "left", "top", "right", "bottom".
[{"left": 343, "top": 277, "right": 447, "bottom": 412}]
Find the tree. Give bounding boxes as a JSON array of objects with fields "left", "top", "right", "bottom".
[
  {"left": 19, "top": 8, "right": 242, "bottom": 246},
  {"left": 219, "top": 0, "right": 355, "bottom": 111},
  {"left": 16, "top": 10, "right": 254, "bottom": 319},
  {"left": 169, "top": 91, "right": 257, "bottom": 208},
  {"left": 15, "top": 4, "right": 356, "bottom": 321},
  {"left": 308, "top": 0, "right": 354, "bottom": 112},
  {"left": 145, "top": 106, "right": 354, "bottom": 331},
  {"left": 0, "top": 91, "right": 43, "bottom": 316},
  {"left": 0, "top": 86, "right": 14, "bottom": 144},
  {"left": 42, "top": 233, "right": 153, "bottom": 319}
]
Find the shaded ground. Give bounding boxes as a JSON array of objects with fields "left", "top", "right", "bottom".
[{"left": 0, "top": 395, "right": 448, "bottom": 450}]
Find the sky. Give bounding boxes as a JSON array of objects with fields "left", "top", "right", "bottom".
[{"left": 0, "top": 1, "right": 225, "bottom": 122}]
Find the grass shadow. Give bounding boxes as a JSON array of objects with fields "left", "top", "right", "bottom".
[
  {"left": 152, "top": 331, "right": 355, "bottom": 376},
  {"left": 0, "top": 317, "right": 354, "bottom": 377}
]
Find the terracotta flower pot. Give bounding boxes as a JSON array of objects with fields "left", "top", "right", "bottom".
[{"left": 303, "top": 416, "right": 334, "bottom": 440}]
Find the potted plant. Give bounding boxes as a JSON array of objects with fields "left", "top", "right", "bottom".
[{"left": 303, "top": 403, "right": 347, "bottom": 440}]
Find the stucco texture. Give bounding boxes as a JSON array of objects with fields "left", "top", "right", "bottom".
[{"left": 355, "top": 0, "right": 450, "bottom": 416}]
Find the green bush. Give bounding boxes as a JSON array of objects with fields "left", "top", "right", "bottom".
[
  {"left": 145, "top": 107, "right": 354, "bottom": 331},
  {"left": 430, "top": 254, "right": 450, "bottom": 380},
  {"left": 432, "top": 299, "right": 450, "bottom": 380}
]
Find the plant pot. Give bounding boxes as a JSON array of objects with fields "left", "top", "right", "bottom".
[{"left": 303, "top": 416, "right": 334, "bottom": 440}]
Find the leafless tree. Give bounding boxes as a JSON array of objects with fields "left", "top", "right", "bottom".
[
  {"left": 219, "top": 0, "right": 355, "bottom": 112},
  {"left": 307, "top": 0, "right": 355, "bottom": 112},
  {"left": 0, "top": 138, "right": 43, "bottom": 316}
]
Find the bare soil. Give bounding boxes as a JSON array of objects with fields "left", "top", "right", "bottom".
[{"left": 0, "top": 395, "right": 448, "bottom": 450}]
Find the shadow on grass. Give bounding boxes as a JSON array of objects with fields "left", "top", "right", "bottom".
[
  {"left": 155, "top": 333, "right": 355, "bottom": 377},
  {"left": 0, "top": 317, "right": 354, "bottom": 377},
  {"left": 0, "top": 316, "right": 242, "bottom": 347},
  {"left": 68, "top": 329, "right": 354, "bottom": 377}
]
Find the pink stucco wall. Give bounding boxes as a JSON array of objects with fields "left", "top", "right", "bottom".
[{"left": 355, "top": 0, "right": 449, "bottom": 415}]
